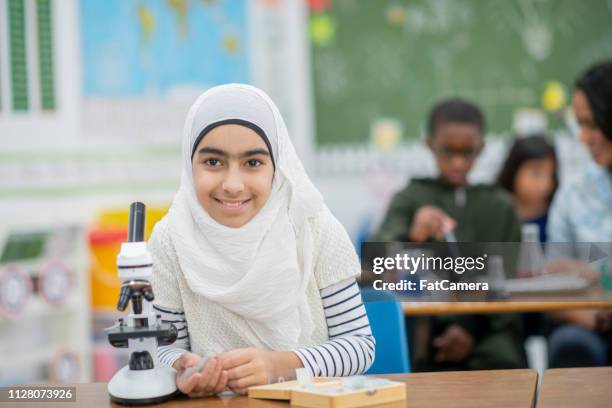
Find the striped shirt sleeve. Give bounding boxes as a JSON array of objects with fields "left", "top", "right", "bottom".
[
  {"left": 293, "top": 278, "right": 375, "bottom": 376},
  {"left": 154, "top": 304, "right": 191, "bottom": 367}
]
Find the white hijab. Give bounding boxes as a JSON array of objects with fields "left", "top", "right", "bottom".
[{"left": 167, "top": 84, "right": 326, "bottom": 350}]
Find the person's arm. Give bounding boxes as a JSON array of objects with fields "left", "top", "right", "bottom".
[
  {"left": 544, "top": 184, "right": 585, "bottom": 277},
  {"left": 153, "top": 304, "right": 191, "bottom": 367},
  {"left": 372, "top": 188, "right": 416, "bottom": 241},
  {"left": 148, "top": 220, "right": 195, "bottom": 369},
  {"left": 547, "top": 185, "right": 575, "bottom": 243},
  {"left": 293, "top": 278, "right": 375, "bottom": 376},
  {"left": 548, "top": 310, "right": 597, "bottom": 330},
  {"left": 219, "top": 210, "right": 375, "bottom": 393},
  {"left": 218, "top": 278, "right": 375, "bottom": 393},
  {"left": 154, "top": 304, "right": 229, "bottom": 396},
  {"left": 498, "top": 195, "right": 522, "bottom": 242}
]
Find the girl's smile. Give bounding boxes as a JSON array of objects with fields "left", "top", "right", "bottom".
[{"left": 213, "top": 197, "right": 253, "bottom": 215}]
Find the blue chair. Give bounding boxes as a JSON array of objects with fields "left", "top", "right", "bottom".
[{"left": 362, "top": 289, "right": 411, "bottom": 374}]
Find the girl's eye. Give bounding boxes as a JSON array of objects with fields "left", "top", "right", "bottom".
[
  {"left": 203, "top": 158, "right": 221, "bottom": 167},
  {"left": 246, "top": 159, "right": 262, "bottom": 167}
]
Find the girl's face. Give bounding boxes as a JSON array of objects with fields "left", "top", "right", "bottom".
[
  {"left": 191, "top": 124, "right": 274, "bottom": 228},
  {"left": 513, "top": 157, "right": 556, "bottom": 207},
  {"left": 573, "top": 89, "right": 612, "bottom": 167}
]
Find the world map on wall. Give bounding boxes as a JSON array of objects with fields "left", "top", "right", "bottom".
[{"left": 80, "top": 0, "right": 249, "bottom": 98}]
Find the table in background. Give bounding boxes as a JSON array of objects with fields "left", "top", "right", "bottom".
[
  {"left": 538, "top": 367, "right": 612, "bottom": 408},
  {"left": 402, "top": 288, "right": 612, "bottom": 315},
  {"left": 1, "top": 369, "right": 537, "bottom": 408}
]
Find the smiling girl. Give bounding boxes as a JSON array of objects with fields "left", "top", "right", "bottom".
[{"left": 148, "top": 84, "right": 375, "bottom": 397}]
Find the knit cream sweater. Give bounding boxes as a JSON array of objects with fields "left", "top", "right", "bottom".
[{"left": 149, "top": 210, "right": 360, "bottom": 357}]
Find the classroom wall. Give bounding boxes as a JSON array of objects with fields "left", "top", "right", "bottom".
[{"left": 0, "top": 0, "right": 604, "bottom": 242}]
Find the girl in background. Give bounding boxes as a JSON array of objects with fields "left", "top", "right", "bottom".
[
  {"left": 497, "top": 135, "right": 558, "bottom": 243},
  {"left": 497, "top": 135, "right": 559, "bottom": 351}
]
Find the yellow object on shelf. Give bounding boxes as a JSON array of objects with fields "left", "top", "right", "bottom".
[{"left": 89, "top": 206, "right": 168, "bottom": 310}]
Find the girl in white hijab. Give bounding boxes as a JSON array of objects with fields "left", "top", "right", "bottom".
[{"left": 150, "top": 84, "right": 375, "bottom": 397}]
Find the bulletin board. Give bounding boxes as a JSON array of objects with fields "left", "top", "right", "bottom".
[{"left": 308, "top": 0, "right": 612, "bottom": 145}]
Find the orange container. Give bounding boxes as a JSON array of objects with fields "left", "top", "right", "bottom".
[
  {"left": 88, "top": 207, "right": 168, "bottom": 310},
  {"left": 88, "top": 229, "right": 126, "bottom": 310}
]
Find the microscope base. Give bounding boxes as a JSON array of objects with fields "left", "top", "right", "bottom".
[{"left": 108, "top": 364, "right": 179, "bottom": 406}]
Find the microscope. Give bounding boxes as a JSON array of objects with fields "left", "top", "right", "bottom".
[{"left": 106, "top": 202, "right": 179, "bottom": 405}]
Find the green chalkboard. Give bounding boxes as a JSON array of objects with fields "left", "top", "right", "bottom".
[{"left": 309, "top": 0, "right": 612, "bottom": 146}]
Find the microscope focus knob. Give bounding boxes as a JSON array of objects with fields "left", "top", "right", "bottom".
[
  {"left": 142, "top": 286, "right": 155, "bottom": 302},
  {"left": 129, "top": 350, "right": 154, "bottom": 371}
]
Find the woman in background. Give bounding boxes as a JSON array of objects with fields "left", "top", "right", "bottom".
[
  {"left": 497, "top": 135, "right": 558, "bottom": 243},
  {"left": 546, "top": 60, "right": 612, "bottom": 367}
]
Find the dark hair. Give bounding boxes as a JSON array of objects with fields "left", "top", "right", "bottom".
[
  {"left": 191, "top": 118, "right": 276, "bottom": 170},
  {"left": 497, "top": 135, "right": 558, "bottom": 204},
  {"left": 575, "top": 60, "right": 612, "bottom": 140},
  {"left": 427, "top": 98, "right": 485, "bottom": 137}
]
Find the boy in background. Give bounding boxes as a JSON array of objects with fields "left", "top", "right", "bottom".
[{"left": 373, "top": 99, "right": 524, "bottom": 371}]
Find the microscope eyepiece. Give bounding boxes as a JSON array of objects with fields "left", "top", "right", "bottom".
[{"left": 128, "top": 202, "right": 146, "bottom": 242}]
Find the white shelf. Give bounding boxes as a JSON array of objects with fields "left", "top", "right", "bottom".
[
  {"left": 0, "top": 343, "right": 90, "bottom": 385},
  {"left": 1, "top": 342, "right": 90, "bottom": 367},
  {"left": 0, "top": 294, "right": 83, "bottom": 324},
  {"left": 0, "top": 224, "right": 92, "bottom": 385},
  {"left": 2, "top": 346, "right": 56, "bottom": 369}
]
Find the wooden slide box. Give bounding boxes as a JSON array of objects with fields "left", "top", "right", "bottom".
[{"left": 248, "top": 377, "right": 406, "bottom": 408}]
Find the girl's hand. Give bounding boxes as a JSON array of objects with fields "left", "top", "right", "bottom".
[
  {"left": 172, "top": 352, "right": 228, "bottom": 398},
  {"left": 433, "top": 324, "right": 474, "bottom": 363},
  {"left": 545, "top": 258, "right": 599, "bottom": 280},
  {"left": 218, "top": 348, "right": 302, "bottom": 395},
  {"left": 595, "top": 309, "right": 612, "bottom": 332},
  {"left": 410, "top": 206, "right": 456, "bottom": 242}
]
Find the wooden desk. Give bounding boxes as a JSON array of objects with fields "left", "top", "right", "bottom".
[
  {"left": 538, "top": 367, "right": 612, "bottom": 408},
  {"left": 2, "top": 369, "right": 537, "bottom": 408},
  {"left": 385, "top": 370, "right": 537, "bottom": 408}
]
